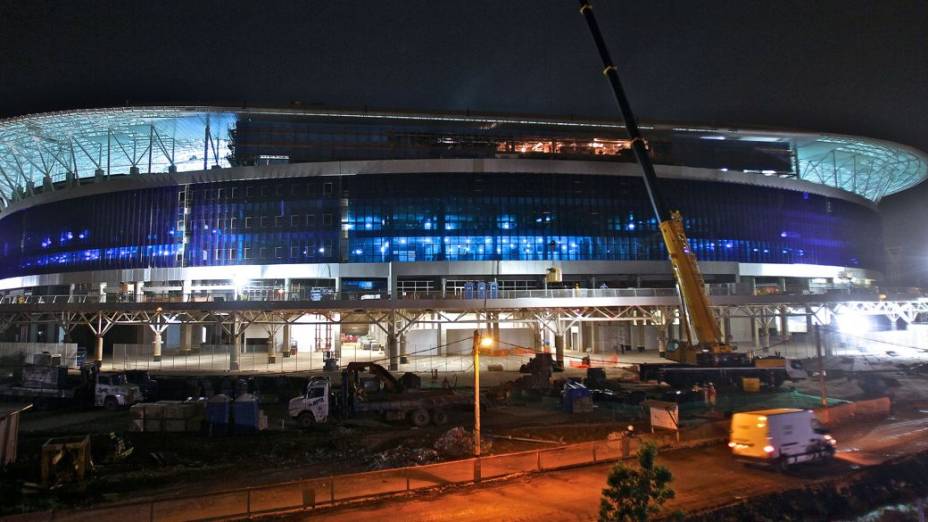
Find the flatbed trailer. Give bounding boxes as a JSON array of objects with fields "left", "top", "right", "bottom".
[{"left": 639, "top": 363, "right": 787, "bottom": 388}]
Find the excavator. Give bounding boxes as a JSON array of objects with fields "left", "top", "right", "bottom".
[{"left": 577, "top": 1, "right": 791, "bottom": 387}]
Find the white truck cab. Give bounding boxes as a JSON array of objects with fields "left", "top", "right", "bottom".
[
  {"left": 95, "top": 373, "right": 142, "bottom": 410},
  {"left": 289, "top": 377, "right": 330, "bottom": 428},
  {"left": 729, "top": 408, "right": 835, "bottom": 470}
]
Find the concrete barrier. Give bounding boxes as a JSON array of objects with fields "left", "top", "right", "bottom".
[{"left": 816, "top": 397, "right": 891, "bottom": 427}]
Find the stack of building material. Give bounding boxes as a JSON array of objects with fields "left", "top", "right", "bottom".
[{"left": 130, "top": 400, "right": 204, "bottom": 432}]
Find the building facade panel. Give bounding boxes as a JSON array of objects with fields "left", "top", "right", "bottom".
[{"left": 0, "top": 170, "right": 882, "bottom": 280}]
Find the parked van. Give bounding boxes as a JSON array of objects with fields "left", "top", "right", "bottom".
[{"left": 729, "top": 408, "right": 835, "bottom": 470}]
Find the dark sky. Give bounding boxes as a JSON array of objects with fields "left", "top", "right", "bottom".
[{"left": 1, "top": 0, "right": 926, "bottom": 154}]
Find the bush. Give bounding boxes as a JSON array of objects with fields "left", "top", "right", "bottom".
[{"left": 599, "top": 441, "right": 675, "bottom": 522}]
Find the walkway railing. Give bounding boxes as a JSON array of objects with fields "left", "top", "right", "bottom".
[{"left": 0, "top": 285, "right": 886, "bottom": 306}]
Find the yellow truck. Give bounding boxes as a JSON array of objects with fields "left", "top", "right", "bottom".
[{"left": 729, "top": 408, "right": 836, "bottom": 470}]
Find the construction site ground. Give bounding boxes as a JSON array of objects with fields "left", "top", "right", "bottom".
[{"left": 4, "top": 331, "right": 928, "bottom": 517}]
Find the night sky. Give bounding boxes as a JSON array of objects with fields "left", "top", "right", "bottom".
[{"left": 1, "top": 0, "right": 926, "bottom": 153}]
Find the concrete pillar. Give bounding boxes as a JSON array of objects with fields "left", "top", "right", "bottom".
[
  {"left": 135, "top": 281, "right": 144, "bottom": 302},
  {"left": 95, "top": 335, "right": 104, "bottom": 363},
  {"left": 267, "top": 332, "right": 277, "bottom": 363},
  {"left": 624, "top": 320, "right": 633, "bottom": 353},
  {"left": 554, "top": 333, "right": 565, "bottom": 367},
  {"left": 180, "top": 323, "right": 193, "bottom": 353},
  {"left": 723, "top": 309, "right": 733, "bottom": 344},
  {"left": 282, "top": 323, "right": 291, "bottom": 357},
  {"left": 399, "top": 334, "right": 407, "bottom": 364},
  {"left": 98, "top": 283, "right": 107, "bottom": 303},
  {"left": 761, "top": 310, "right": 771, "bottom": 349},
  {"left": 152, "top": 331, "right": 162, "bottom": 362},
  {"left": 182, "top": 279, "right": 192, "bottom": 303},
  {"left": 751, "top": 315, "right": 760, "bottom": 350},
  {"left": 779, "top": 306, "right": 790, "bottom": 340},
  {"left": 230, "top": 316, "right": 241, "bottom": 371},
  {"left": 387, "top": 334, "right": 398, "bottom": 370}
]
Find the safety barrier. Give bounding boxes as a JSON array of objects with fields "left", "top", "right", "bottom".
[
  {"left": 816, "top": 397, "right": 891, "bottom": 427},
  {"left": 5, "top": 438, "right": 639, "bottom": 522}
]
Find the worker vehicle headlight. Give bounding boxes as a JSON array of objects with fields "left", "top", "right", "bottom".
[
  {"left": 728, "top": 441, "right": 736, "bottom": 448},
  {"left": 763, "top": 445, "right": 775, "bottom": 453}
]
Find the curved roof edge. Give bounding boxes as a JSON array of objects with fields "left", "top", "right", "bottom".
[{"left": 0, "top": 105, "right": 924, "bottom": 204}]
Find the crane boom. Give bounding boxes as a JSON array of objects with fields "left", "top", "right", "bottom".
[{"left": 577, "top": 0, "right": 742, "bottom": 365}]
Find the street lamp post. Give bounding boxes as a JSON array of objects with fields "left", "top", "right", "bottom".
[{"left": 473, "top": 329, "right": 493, "bottom": 482}]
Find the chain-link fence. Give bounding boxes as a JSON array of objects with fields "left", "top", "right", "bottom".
[{"left": 0, "top": 342, "right": 80, "bottom": 369}]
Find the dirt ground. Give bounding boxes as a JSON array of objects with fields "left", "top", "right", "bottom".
[{"left": 6, "top": 343, "right": 928, "bottom": 516}]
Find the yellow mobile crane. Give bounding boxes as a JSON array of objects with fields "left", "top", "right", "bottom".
[{"left": 577, "top": 1, "right": 789, "bottom": 386}]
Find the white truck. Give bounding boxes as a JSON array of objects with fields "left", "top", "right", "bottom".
[
  {"left": 729, "top": 408, "right": 835, "bottom": 470},
  {"left": 288, "top": 377, "right": 330, "bottom": 427},
  {"left": 0, "top": 364, "right": 142, "bottom": 410}
]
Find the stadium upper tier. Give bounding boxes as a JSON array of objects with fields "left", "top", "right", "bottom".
[{"left": 0, "top": 106, "right": 924, "bottom": 204}]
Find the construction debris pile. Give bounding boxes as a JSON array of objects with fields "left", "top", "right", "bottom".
[{"left": 130, "top": 400, "right": 205, "bottom": 432}]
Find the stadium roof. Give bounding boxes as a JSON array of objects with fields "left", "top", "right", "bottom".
[{"left": 0, "top": 106, "right": 924, "bottom": 204}]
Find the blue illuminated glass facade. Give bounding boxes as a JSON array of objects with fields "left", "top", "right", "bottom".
[{"left": 0, "top": 172, "right": 882, "bottom": 279}]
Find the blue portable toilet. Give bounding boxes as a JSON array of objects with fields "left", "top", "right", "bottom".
[
  {"left": 233, "top": 393, "right": 260, "bottom": 432},
  {"left": 206, "top": 394, "right": 231, "bottom": 432}
]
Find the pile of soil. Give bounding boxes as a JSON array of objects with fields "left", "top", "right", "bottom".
[{"left": 683, "top": 450, "right": 928, "bottom": 521}]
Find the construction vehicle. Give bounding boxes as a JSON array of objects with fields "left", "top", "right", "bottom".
[
  {"left": 729, "top": 409, "right": 835, "bottom": 470},
  {"left": 288, "top": 362, "right": 473, "bottom": 428},
  {"left": 0, "top": 362, "right": 141, "bottom": 410},
  {"left": 577, "top": 1, "right": 791, "bottom": 388}
]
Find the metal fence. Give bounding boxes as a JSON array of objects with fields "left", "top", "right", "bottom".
[
  {"left": 6, "top": 438, "right": 637, "bottom": 522},
  {"left": 0, "top": 342, "right": 80, "bottom": 369},
  {"left": 0, "top": 285, "right": 885, "bottom": 305},
  {"left": 105, "top": 343, "right": 540, "bottom": 374}
]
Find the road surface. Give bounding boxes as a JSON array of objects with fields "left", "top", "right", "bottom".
[{"left": 301, "top": 414, "right": 928, "bottom": 521}]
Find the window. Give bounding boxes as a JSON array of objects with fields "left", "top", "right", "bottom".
[
  {"left": 230, "top": 217, "right": 239, "bottom": 230},
  {"left": 260, "top": 186, "right": 271, "bottom": 197},
  {"left": 230, "top": 187, "right": 239, "bottom": 199},
  {"left": 290, "top": 246, "right": 301, "bottom": 258},
  {"left": 214, "top": 248, "right": 224, "bottom": 261},
  {"left": 275, "top": 246, "right": 284, "bottom": 259},
  {"left": 274, "top": 216, "right": 285, "bottom": 228},
  {"left": 259, "top": 247, "right": 267, "bottom": 258},
  {"left": 323, "top": 182, "right": 333, "bottom": 196},
  {"left": 246, "top": 186, "right": 256, "bottom": 198},
  {"left": 322, "top": 214, "right": 333, "bottom": 226},
  {"left": 260, "top": 216, "right": 269, "bottom": 228},
  {"left": 176, "top": 220, "right": 185, "bottom": 232},
  {"left": 244, "top": 217, "right": 254, "bottom": 229},
  {"left": 217, "top": 188, "right": 225, "bottom": 199},
  {"left": 290, "top": 215, "right": 303, "bottom": 227},
  {"left": 307, "top": 214, "right": 316, "bottom": 227},
  {"left": 243, "top": 247, "right": 251, "bottom": 260}
]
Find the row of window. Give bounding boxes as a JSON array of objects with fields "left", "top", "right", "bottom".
[
  {"left": 181, "top": 181, "right": 335, "bottom": 202},
  {"left": 0, "top": 173, "right": 883, "bottom": 278}
]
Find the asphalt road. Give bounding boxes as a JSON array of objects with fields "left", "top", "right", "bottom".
[{"left": 302, "top": 414, "right": 928, "bottom": 521}]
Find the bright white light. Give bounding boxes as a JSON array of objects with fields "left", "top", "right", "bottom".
[
  {"left": 232, "top": 274, "right": 249, "bottom": 291},
  {"left": 834, "top": 312, "right": 873, "bottom": 335}
]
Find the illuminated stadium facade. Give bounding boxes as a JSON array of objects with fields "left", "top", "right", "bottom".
[{"left": 0, "top": 106, "right": 925, "bottom": 300}]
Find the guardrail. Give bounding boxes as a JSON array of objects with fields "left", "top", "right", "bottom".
[
  {"left": 5, "top": 438, "right": 639, "bottom": 522},
  {"left": 0, "top": 286, "right": 886, "bottom": 305}
]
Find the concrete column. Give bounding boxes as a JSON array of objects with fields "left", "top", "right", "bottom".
[
  {"left": 182, "top": 279, "right": 192, "bottom": 303},
  {"left": 99, "top": 283, "right": 107, "bottom": 303},
  {"left": 230, "top": 316, "right": 241, "bottom": 371},
  {"left": 387, "top": 334, "right": 398, "bottom": 370},
  {"left": 267, "top": 332, "right": 277, "bottom": 363},
  {"left": 95, "top": 335, "right": 104, "bottom": 363},
  {"left": 438, "top": 321, "right": 447, "bottom": 357},
  {"left": 624, "top": 320, "right": 633, "bottom": 353},
  {"left": 282, "top": 323, "right": 291, "bottom": 358},
  {"left": 135, "top": 281, "right": 144, "bottom": 302},
  {"left": 761, "top": 310, "right": 771, "bottom": 349},
  {"left": 152, "top": 331, "right": 162, "bottom": 362},
  {"left": 723, "top": 309, "right": 733, "bottom": 344},
  {"left": 751, "top": 315, "right": 760, "bottom": 350},
  {"left": 180, "top": 323, "right": 193, "bottom": 353},
  {"left": 554, "top": 333, "right": 565, "bottom": 367},
  {"left": 399, "top": 334, "right": 407, "bottom": 364},
  {"left": 779, "top": 306, "right": 790, "bottom": 340}
]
